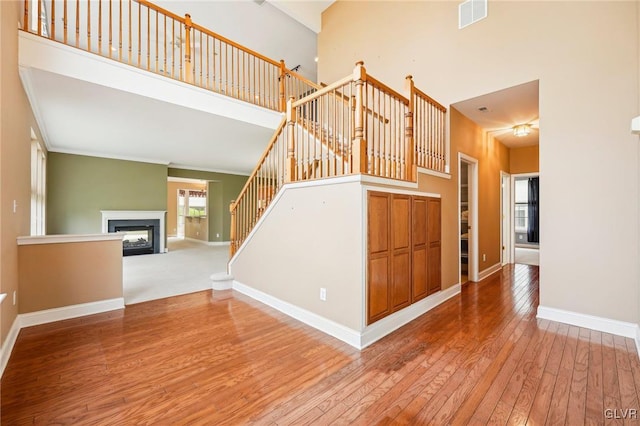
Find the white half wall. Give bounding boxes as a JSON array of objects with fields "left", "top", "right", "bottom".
[{"left": 229, "top": 178, "right": 365, "bottom": 332}]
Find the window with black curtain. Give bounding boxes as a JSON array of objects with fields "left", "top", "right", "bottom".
[{"left": 527, "top": 177, "right": 539, "bottom": 243}]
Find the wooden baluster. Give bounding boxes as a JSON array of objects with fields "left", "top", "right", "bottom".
[
  {"left": 87, "top": 0, "right": 91, "bottom": 50},
  {"left": 286, "top": 97, "right": 296, "bottom": 182},
  {"left": 351, "top": 61, "right": 367, "bottom": 174},
  {"left": 156, "top": 11, "right": 159, "bottom": 72},
  {"left": 38, "top": 0, "right": 42, "bottom": 35},
  {"left": 75, "top": 0, "right": 79, "bottom": 46},
  {"left": 279, "top": 60, "right": 286, "bottom": 112},
  {"left": 146, "top": 7, "right": 150, "bottom": 70},
  {"left": 63, "top": 0, "right": 67, "bottom": 44},
  {"left": 128, "top": 0, "right": 132, "bottom": 64},
  {"left": 405, "top": 106, "right": 415, "bottom": 181},
  {"left": 23, "top": 0, "right": 28, "bottom": 32},
  {"left": 405, "top": 75, "right": 415, "bottom": 170},
  {"left": 184, "top": 14, "right": 193, "bottom": 82},
  {"left": 98, "top": 0, "right": 102, "bottom": 54},
  {"left": 229, "top": 202, "right": 236, "bottom": 256},
  {"left": 51, "top": 0, "right": 55, "bottom": 39}
]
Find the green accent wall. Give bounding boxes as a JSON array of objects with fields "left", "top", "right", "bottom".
[
  {"left": 47, "top": 153, "right": 168, "bottom": 234},
  {"left": 168, "top": 168, "right": 247, "bottom": 241}
]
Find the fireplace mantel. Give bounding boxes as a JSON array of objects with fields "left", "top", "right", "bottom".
[{"left": 101, "top": 210, "right": 167, "bottom": 253}]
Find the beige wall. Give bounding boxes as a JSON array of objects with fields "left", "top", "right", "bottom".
[
  {"left": 320, "top": 1, "right": 639, "bottom": 323},
  {"left": 230, "top": 181, "right": 364, "bottom": 331},
  {"left": 510, "top": 145, "right": 539, "bottom": 174},
  {"left": 18, "top": 240, "right": 123, "bottom": 313},
  {"left": 166, "top": 181, "right": 207, "bottom": 237},
  {"left": 0, "top": 1, "right": 43, "bottom": 344},
  {"left": 418, "top": 108, "right": 509, "bottom": 288}
]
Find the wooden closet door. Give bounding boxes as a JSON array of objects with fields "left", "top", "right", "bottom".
[
  {"left": 412, "top": 196, "right": 428, "bottom": 303},
  {"left": 391, "top": 194, "right": 412, "bottom": 311},
  {"left": 427, "top": 197, "right": 442, "bottom": 295},
  {"left": 367, "top": 192, "right": 391, "bottom": 324}
]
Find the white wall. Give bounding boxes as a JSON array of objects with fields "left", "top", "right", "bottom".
[
  {"left": 319, "top": 1, "right": 640, "bottom": 323},
  {"left": 230, "top": 179, "right": 364, "bottom": 331}
]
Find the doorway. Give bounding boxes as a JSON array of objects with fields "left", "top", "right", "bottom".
[
  {"left": 512, "top": 173, "right": 540, "bottom": 266},
  {"left": 500, "top": 171, "right": 512, "bottom": 265},
  {"left": 459, "top": 153, "right": 479, "bottom": 283}
]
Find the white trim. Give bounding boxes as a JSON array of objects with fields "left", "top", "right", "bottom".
[
  {"left": 417, "top": 167, "right": 452, "bottom": 180},
  {"left": 537, "top": 306, "right": 638, "bottom": 339},
  {"left": 459, "top": 153, "right": 479, "bottom": 282},
  {"left": 478, "top": 263, "right": 502, "bottom": 281},
  {"left": 361, "top": 185, "right": 440, "bottom": 199},
  {"left": 168, "top": 164, "right": 251, "bottom": 177},
  {"left": 0, "top": 317, "right": 21, "bottom": 378},
  {"left": 211, "top": 273, "right": 233, "bottom": 291},
  {"left": 167, "top": 176, "right": 208, "bottom": 184},
  {"left": 18, "top": 66, "right": 51, "bottom": 150},
  {"left": 500, "top": 170, "right": 512, "bottom": 266},
  {"left": 20, "top": 298, "right": 125, "bottom": 328},
  {"left": 48, "top": 147, "right": 171, "bottom": 167},
  {"left": 17, "top": 233, "right": 123, "bottom": 246},
  {"left": 184, "top": 237, "right": 230, "bottom": 247},
  {"left": 101, "top": 210, "right": 166, "bottom": 253},
  {"left": 635, "top": 326, "right": 640, "bottom": 359},
  {"left": 232, "top": 280, "right": 363, "bottom": 348},
  {"left": 0, "top": 293, "right": 6, "bottom": 304},
  {"left": 360, "top": 284, "right": 462, "bottom": 349}
]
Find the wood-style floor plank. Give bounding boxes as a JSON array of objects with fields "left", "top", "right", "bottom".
[{"left": 2, "top": 264, "right": 639, "bottom": 424}]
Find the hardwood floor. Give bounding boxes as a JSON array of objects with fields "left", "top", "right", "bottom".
[{"left": 3, "top": 264, "right": 640, "bottom": 424}]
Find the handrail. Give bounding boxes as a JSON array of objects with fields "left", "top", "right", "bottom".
[
  {"left": 413, "top": 86, "right": 447, "bottom": 113},
  {"left": 365, "top": 75, "right": 409, "bottom": 105},
  {"left": 190, "top": 21, "right": 280, "bottom": 67},
  {"left": 230, "top": 117, "right": 286, "bottom": 212},
  {"left": 23, "top": 0, "right": 317, "bottom": 112},
  {"left": 292, "top": 75, "right": 354, "bottom": 107}
]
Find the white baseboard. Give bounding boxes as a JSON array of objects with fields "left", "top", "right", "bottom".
[
  {"left": 233, "top": 280, "right": 461, "bottom": 350},
  {"left": 184, "top": 237, "right": 230, "bottom": 247},
  {"left": 20, "top": 298, "right": 125, "bottom": 328},
  {"left": 0, "top": 316, "right": 22, "bottom": 378},
  {"left": 232, "top": 280, "right": 362, "bottom": 348},
  {"left": 636, "top": 327, "right": 640, "bottom": 359},
  {"left": 537, "top": 305, "right": 638, "bottom": 339},
  {"left": 478, "top": 263, "right": 502, "bottom": 281},
  {"left": 1, "top": 298, "right": 125, "bottom": 378},
  {"left": 360, "top": 284, "right": 461, "bottom": 349}
]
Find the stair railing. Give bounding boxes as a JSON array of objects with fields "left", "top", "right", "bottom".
[
  {"left": 22, "top": 0, "right": 316, "bottom": 112},
  {"left": 406, "top": 76, "right": 448, "bottom": 173},
  {"left": 229, "top": 118, "right": 288, "bottom": 255}
]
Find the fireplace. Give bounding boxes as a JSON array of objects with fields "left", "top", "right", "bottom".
[
  {"left": 101, "top": 211, "right": 167, "bottom": 256},
  {"left": 108, "top": 219, "right": 160, "bottom": 256}
]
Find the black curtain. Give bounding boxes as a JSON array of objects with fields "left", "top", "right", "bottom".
[{"left": 527, "top": 177, "right": 539, "bottom": 243}]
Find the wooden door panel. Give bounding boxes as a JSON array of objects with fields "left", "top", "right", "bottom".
[
  {"left": 427, "top": 197, "right": 442, "bottom": 295},
  {"left": 368, "top": 193, "right": 390, "bottom": 254},
  {"left": 428, "top": 243, "right": 441, "bottom": 295},
  {"left": 412, "top": 198, "right": 427, "bottom": 246},
  {"left": 368, "top": 256, "right": 390, "bottom": 322},
  {"left": 412, "top": 248, "right": 427, "bottom": 302},
  {"left": 392, "top": 195, "right": 411, "bottom": 250},
  {"left": 392, "top": 252, "right": 411, "bottom": 310}
]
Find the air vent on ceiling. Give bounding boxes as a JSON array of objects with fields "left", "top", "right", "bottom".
[
  {"left": 253, "top": 0, "right": 266, "bottom": 5},
  {"left": 459, "top": 0, "right": 487, "bottom": 29}
]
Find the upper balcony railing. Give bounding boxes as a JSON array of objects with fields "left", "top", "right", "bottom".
[{"left": 22, "top": 0, "right": 319, "bottom": 112}]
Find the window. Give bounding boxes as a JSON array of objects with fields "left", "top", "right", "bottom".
[
  {"left": 514, "top": 179, "right": 528, "bottom": 233},
  {"left": 30, "top": 138, "right": 46, "bottom": 236}
]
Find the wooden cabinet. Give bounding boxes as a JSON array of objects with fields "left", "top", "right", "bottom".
[{"left": 367, "top": 191, "right": 442, "bottom": 325}]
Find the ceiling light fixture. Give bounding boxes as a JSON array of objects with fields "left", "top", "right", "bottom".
[{"left": 513, "top": 124, "right": 531, "bottom": 137}]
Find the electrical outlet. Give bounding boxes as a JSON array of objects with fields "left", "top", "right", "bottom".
[
  {"left": 482, "top": 254, "right": 486, "bottom": 262},
  {"left": 12, "top": 290, "right": 16, "bottom": 306},
  {"left": 320, "top": 288, "right": 327, "bottom": 301},
  {"left": 216, "top": 233, "right": 220, "bottom": 238},
  {"left": 12, "top": 200, "right": 17, "bottom": 213}
]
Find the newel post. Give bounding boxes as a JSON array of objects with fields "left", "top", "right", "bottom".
[
  {"left": 229, "top": 201, "right": 237, "bottom": 256},
  {"left": 351, "top": 61, "right": 367, "bottom": 174},
  {"left": 184, "top": 14, "right": 193, "bottom": 83},
  {"left": 279, "top": 60, "right": 287, "bottom": 112},
  {"left": 285, "top": 96, "right": 296, "bottom": 182},
  {"left": 405, "top": 75, "right": 416, "bottom": 181}
]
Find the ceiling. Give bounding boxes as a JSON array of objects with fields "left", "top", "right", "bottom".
[
  {"left": 28, "top": 69, "right": 275, "bottom": 174},
  {"left": 451, "top": 80, "right": 539, "bottom": 148}
]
